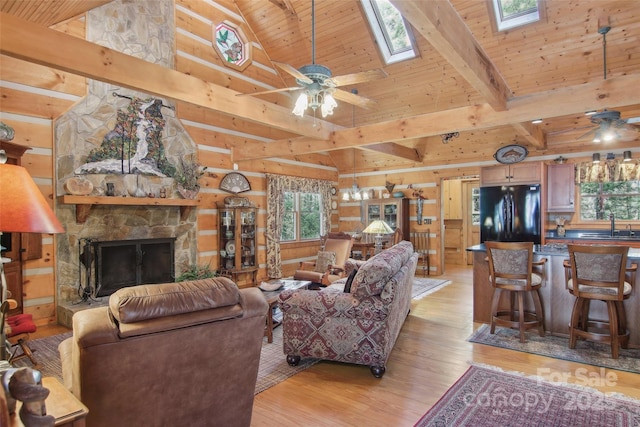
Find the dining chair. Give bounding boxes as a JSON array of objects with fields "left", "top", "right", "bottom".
[
  {"left": 410, "top": 230, "right": 430, "bottom": 276},
  {"left": 485, "top": 241, "right": 547, "bottom": 343},
  {"left": 564, "top": 244, "right": 637, "bottom": 359}
]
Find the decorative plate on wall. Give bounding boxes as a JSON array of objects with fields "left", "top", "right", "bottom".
[
  {"left": 220, "top": 172, "right": 251, "bottom": 194},
  {"left": 494, "top": 144, "right": 529, "bottom": 164}
]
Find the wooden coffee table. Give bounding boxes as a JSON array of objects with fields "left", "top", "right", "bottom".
[{"left": 261, "top": 279, "right": 311, "bottom": 343}]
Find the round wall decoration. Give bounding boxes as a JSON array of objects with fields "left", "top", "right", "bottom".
[
  {"left": 494, "top": 144, "right": 529, "bottom": 164},
  {"left": 220, "top": 172, "right": 251, "bottom": 194}
]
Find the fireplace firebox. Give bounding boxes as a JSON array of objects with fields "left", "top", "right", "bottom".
[{"left": 91, "top": 238, "right": 175, "bottom": 297}]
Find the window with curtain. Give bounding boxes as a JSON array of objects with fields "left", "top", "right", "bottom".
[
  {"left": 575, "top": 159, "right": 640, "bottom": 221},
  {"left": 281, "top": 191, "right": 324, "bottom": 241}
]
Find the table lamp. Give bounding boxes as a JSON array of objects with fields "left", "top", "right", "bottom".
[
  {"left": 0, "top": 149, "right": 65, "bottom": 360},
  {"left": 363, "top": 220, "right": 393, "bottom": 254}
]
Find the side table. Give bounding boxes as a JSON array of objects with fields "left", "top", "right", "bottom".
[
  {"left": 260, "top": 279, "right": 311, "bottom": 343},
  {"left": 11, "top": 377, "right": 88, "bottom": 427}
]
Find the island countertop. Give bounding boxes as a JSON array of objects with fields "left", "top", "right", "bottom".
[
  {"left": 468, "top": 243, "right": 640, "bottom": 347},
  {"left": 466, "top": 243, "right": 640, "bottom": 259}
]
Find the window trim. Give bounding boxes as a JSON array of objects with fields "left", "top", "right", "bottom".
[
  {"left": 281, "top": 191, "right": 325, "bottom": 243},
  {"left": 361, "top": 0, "right": 417, "bottom": 65},
  {"left": 490, "top": 0, "right": 542, "bottom": 32},
  {"left": 578, "top": 181, "right": 640, "bottom": 222}
]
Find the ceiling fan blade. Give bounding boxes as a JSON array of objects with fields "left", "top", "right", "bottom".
[
  {"left": 236, "top": 87, "right": 300, "bottom": 97},
  {"left": 578, "top": 126, "right": 598, "bottom": 140},
  {"left": 626, "top": 116, "right": 640, "bottom": 125},
  {"left": 273, "top": 61, "right": 313, "bottom": 84},
  {"left": 329, "top": 69, "right": 388, "bottom": 87},
  {"left": 333, "top": 88, "right": 376, "bottom": 109}
]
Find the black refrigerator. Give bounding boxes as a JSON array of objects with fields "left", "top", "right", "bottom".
[{"left": 480, "top": 184, "right": 541, "bottom": 244}]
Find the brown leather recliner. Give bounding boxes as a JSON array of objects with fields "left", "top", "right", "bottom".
[
  {"left": 58, "top": 277, "right": 267, "bottom": 427},
  {"left": 293, "top": 232, "right": 354, "bottom": 286}
]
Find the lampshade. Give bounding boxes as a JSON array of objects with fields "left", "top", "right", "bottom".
[
  {"left": 623, "top": 151, "right": 632, "bottom": 161},
  {"left": 363, "top": 220, "right": 393, "bottom": 235},
  {"left": 592, "top": 153, "right": 600, "bottom": 164},
  {"left": 0, "top": 163, "right": 65, "bottom": 233}
]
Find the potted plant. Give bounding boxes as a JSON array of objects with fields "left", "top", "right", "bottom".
[
  {"left": 175, "top": 261, "right": 217, "bottom": 282},
  {"left": 173, "top": 156, "right": 206, "bottom": 199}
]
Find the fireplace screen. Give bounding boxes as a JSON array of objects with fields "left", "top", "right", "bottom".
[{"left": 93, "top": 238, "right": 175, "bottom": 297}]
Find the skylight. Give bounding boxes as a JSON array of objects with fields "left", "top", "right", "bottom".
[
  {"left": 361, "top": 0, "right": 417, "bottom": 65},
  {"left": 492, "top": 0, "right": 541, "bottom": 31}
]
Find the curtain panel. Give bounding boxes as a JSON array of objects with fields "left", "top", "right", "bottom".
[
  {"left": 575, "top": 159, "right": 640, "bottom": 184},
  {"left": 265, "top": 174, "right": 333, "bottom": 278}
]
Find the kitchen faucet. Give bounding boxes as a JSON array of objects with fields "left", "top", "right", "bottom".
[{"left": 609, "top": 213, "right": 615, "bottom": 236}]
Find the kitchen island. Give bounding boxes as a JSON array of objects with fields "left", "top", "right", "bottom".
[{"left": 468, "top": 243, "right": 640, "bottom": 347}]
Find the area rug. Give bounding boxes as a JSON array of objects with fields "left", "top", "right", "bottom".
[
  {"left": 414, "top": 364, "right": 640, "bottom": 426},
  {"left": 468, "top": 324, "right": 640, "bottom": 374},
  {"left": 13, "top": 327, "right": 317, "bottom": 395},
  {"left": 412, "top": 277, "right": 452, "bottom": 300}
]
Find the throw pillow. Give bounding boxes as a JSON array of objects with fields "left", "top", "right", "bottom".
[
  {"left": 343, "top": 268, "right": 358, "bottom": 293},
  {"left": 314, "top": 251, "right": 336, "bottom": 273}
]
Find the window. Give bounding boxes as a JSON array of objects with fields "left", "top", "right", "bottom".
[
  {"left": 281, "top": 192, "right": 324, "bottom": 242},
  {"left": 361, "top": 0, "right": 417, "bottom": 65},
  {"left": 579, "top": 181, "right": 640, "bottom": 221},
  {"left": 491, "top": 0, "right": 541, "bottom": 31}
]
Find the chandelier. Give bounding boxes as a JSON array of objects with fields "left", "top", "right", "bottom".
[
  {"left": 291, "top": 64, "right": 338, "bottom": 118},
  {"left": 343, "top": 147, "right": 369, "bottom": 201}
]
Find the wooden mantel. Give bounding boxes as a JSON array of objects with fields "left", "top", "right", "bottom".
[{"left": 59, "top": 195, "right": 198, "bottom": 223}]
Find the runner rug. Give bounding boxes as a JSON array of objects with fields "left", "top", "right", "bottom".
[
  {"left": 468, "top": 324, "right": 640, "bottom": 374},
  {"left": 13, "top": 327, "right": 316, "bottom": 395},
  {"left": 411, "top": 277, "right": 452, "bottom": 300},
  {"left": 414, "top": 365, "right": 640, "bottom": 426}
]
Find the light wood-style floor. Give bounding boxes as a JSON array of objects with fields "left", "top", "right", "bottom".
[
  {"left": 250, "top": 264, "right": 640, "bottom": 427},
  {"left": 35, "top": 264, "right": 640, "bottom": 426}
]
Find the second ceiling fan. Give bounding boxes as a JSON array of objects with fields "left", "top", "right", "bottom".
[{"left": 239, "top": 0, "right": 387, "bottom": 117}]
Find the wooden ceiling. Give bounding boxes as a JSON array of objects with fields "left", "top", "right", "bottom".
[{"left": 1, "top": 0, "right": 639, "bottom": 173}]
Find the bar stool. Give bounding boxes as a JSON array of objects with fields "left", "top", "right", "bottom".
[
  {"left": 486, "top": 241, "right": 547, "bottom": 343},
  {"left": 564, "top": 244, "right": 637, "bottom": 359}
]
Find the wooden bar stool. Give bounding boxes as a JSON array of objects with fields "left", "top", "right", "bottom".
[
  {"left": 564, "top": 244, "right": 637, "bottom": 359},
  {"left": 486, "top": 241, "right": 547, "bottom": 343}
]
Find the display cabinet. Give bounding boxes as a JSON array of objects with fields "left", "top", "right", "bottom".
[
  {"left": 363, "top": 198, "right": 409, "bottom": 243},
  {"left": 218, "top": 206, "right": 257, "bottom": 287}
]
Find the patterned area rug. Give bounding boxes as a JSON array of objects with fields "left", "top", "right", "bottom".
[
  {"left": 412, "top": 277, "right": 452, "bottom": 300},
  {"left": 414, "top": 365, "right": 640, "bottom": 426},
  {"left": 468, "top": 324, "right": 640, "bottom": 374},
  {"left": 13, "top": 327, "right": 316, "bottom": 395}
]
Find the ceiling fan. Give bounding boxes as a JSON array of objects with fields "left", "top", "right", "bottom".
[
  {"left": 237, "top": 0, "right": 387, "bottom": 117},
  {"left": 577, "top": 26, "right": 640, "bottom": 142}
]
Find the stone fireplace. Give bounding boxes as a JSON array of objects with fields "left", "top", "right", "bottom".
[{"left": 53, "top": 0, "right": 197, "bottom": 327}]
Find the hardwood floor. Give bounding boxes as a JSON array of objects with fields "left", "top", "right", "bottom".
[
  {"left": 249, "top": 264, "right": 640, "bottom": 427},
  {"left": 35, "top": 264, "right": 640, "bottom": 426}
]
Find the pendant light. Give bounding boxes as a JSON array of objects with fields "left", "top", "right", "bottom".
[{"left": 342, "top": 94, "right": 368, "bottom": 201}]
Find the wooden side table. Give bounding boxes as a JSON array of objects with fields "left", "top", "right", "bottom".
[
  {"left": 260, "top": 280, "right": 311, "bottom": 343},
  {"left": 11, "top": 377, "right": 88, "bottom": 427}
]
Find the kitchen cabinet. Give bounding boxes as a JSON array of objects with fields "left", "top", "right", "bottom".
[
  {"left": 218, "top": 206, "right": 257, "bottom": 288},
  {"left": 480, "top": 162, "right": 541, "bottom": 187},
  {"left": 363, "top": 198, "right": 409, "bottom": 243},
  {"left": 443, "top": 179, "right": 462, "bottom": 219},
  {"left": 547, "top": 163, "right": 575, "bottom": 212}
]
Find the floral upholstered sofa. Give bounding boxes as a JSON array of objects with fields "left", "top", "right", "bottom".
[{"left": 278, "top": 240, "right": 418, "bottom": 377}]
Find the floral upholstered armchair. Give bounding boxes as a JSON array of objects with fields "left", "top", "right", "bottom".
[{"left": 293, "top": 232, "right": 354, "bottom": 286}]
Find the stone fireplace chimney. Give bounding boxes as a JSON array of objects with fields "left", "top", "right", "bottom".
[{"left": 54, "top": 0, "right": 198, "bottom": 326}]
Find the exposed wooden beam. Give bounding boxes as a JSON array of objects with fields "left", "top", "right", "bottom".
[
  {"left": 359, "top": 143, "right": 421, "bottom": 162},
  {"left": 512, "top": 122, "right": 546, "bottom": 149},
  {"left": 232, "top": 73, "right": 640, "bottom": 160},
  {"left": 390, "top": 0, "right": 510, "bottom": 112},
  {"left": 268, "top": 0, "right": 296, "bottom": 15},
  {"left": 0, "top": 12, "right": 338, "bottom": 140}
]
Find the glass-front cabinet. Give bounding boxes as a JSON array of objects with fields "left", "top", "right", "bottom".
[
  {"left": 363, "top": 198, "right": 409, "bottom": 242},
  {"left": 218, "top": 206, "right": 257, "bottom": 287}
]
